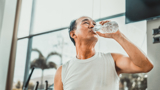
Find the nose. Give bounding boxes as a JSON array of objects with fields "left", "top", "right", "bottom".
[{"left": 89, "top": 23, "right": 94, "bottom": 29}]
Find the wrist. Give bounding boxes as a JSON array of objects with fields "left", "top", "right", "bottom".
[{"left": 112, "top": 33, "right": 123, "bottom": 41}]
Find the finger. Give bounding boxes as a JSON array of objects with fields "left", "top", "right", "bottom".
[
  {"left": 101, "top": 22, "right": 104, "bottom": 25},
  {"left": 101, "top": 22, "right": 105, "bottom": 25},
  {"left": 96, "top": 31, "right": 105, "bottom": 37},
  {"left": 102, "top": 20, "right": 111, "bottom": 25},
  {"left": 99, "top": 21, "right": 104, "bottom": 24},
  {"left": 104, "top": 20, "right": 110, "bottom": 23}
]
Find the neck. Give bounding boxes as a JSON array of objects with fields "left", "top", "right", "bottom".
[{"left": 75, "top": 43, "right": 96, "bottom": 60}]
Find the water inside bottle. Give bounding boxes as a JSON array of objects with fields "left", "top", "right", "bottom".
[
  {"left": 93, "top": 21, "right": 119, "bottom": 33},
  {"left": 93, "top": 24, "right": 102, "bottom": 32}
]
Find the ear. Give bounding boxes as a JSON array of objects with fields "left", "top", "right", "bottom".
[{"left": 70, "top": 30, "right": 77, "bottom": 39}]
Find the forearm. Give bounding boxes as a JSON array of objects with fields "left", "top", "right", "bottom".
[{"left": 113, "top": 33, "right": 153, "bottom": 71}]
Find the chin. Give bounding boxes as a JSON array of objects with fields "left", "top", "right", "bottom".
[
  {"left": 94, "top": 34, "right": 99, "bottom": 39},
  {"left": 90, "top": 35, "right": 98, "bottom": 42}
]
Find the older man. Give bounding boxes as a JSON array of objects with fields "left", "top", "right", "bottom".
[{"left": 54, "top": 16, "right": 153, "bottom": 90}]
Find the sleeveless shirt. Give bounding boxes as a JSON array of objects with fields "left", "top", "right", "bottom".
[{"left": 61, "top": 52, "right": 120, "bottom": 90}]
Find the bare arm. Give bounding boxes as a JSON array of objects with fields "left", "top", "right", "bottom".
[
  {"left": 111, "top": 53, "right": 152, "bottom": 75},
  {"left": 96, "top": 20, "right": 153, "bottom": 74},
  {"left": 54, "top": 65, "right": 63, "bottom": 90},
  {"left": 112, "top": 33, "right": 153, "bottom": 74}
]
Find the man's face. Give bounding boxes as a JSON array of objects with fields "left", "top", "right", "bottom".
[{"left": 74, "top": 16, "right": 98, "bottom": 44}]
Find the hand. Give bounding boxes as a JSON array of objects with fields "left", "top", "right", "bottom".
[{"left": 96, "top": 20, "right": 121, "bottom": 39}]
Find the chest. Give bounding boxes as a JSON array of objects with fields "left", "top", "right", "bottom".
[{"left": 63, "top": 59, "right": 116, "bottom": 90}]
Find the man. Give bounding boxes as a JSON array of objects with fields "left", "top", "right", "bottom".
[{"left": 54, "top": 16, "right": 153, "bottom": 90}]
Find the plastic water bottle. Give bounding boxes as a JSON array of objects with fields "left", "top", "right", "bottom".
[
  {"left": 124, "top": 81, "right": 128, "bottom": 90},
  {"left": 93, "top": 21, "right": 119, "bottom": 33}
]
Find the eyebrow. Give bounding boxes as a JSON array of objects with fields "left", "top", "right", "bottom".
[
  {"left": 82, "top": 19, "right": 89, "bottom": 22},
  {"left": 81, "top": 19, "right": 96, "bottom": 24}
]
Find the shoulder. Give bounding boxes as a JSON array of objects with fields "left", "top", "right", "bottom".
[
  {"left": 54, "top": 60, "right": 71, "bottom": 80},
  {"left": 110, "top": 52, "right": 127, "bottom": 62},
  {"left": 55, "top": 65, "right": 62, "bottom": 77},
  {"left": 61, "top": 60, "right": 73, "bottom": 73},
  {"left": 54, "top": 61, "right": 70, "bottom": 81},
  {"left": 54, "top": 65, "right": 63, "bottom": 90},
  {"left": 111, "top": 53, "right": 119, "bottom": 62},
  {"left": 62, "top": 60, "right": 71, "bottom": 67},
  {"left": 98, "top": 52, "right": 109, "bottom": 56},
  {"left": 99, "top": 52, "right": 121, "bottom": 62},
  {"left": 54, "top": 65, "right": 62, "bottom": 83},
  {"left": 99, "top": 52, "right": 112, "bottom": 57}
]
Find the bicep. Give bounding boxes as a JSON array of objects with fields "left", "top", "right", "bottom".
[
  {"left": 112, "top": 53, "right": 144, "bottom": 74},
  {"left": 54, "top": 65, "right": 63, "bottom": 90}
]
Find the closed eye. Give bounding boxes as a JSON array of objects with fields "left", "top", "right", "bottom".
[{"left": 84, "top": 22, "right": 89, "bottom": 24}]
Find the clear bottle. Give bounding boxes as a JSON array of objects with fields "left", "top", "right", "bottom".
[{"left": 93, "top": 21, "right": 119, "bottom": 33}]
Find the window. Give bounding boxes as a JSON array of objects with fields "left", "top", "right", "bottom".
[
  {"left": 13, "top": 39, "right": 28, "bottom": 89},
  {"left": 13, "top": 0, "right": 148, "bottom": 90},
  {"left": 17, "top": 0, "right": 32, "bottom": 38}
]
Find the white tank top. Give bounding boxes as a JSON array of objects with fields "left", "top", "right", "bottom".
[{"left": 62, "top": 52, "right": 120, "bottom": 90}]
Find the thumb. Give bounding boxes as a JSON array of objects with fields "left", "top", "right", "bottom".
[{"left": 96, "top": 31, "right": 105, "bottom": 37}]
